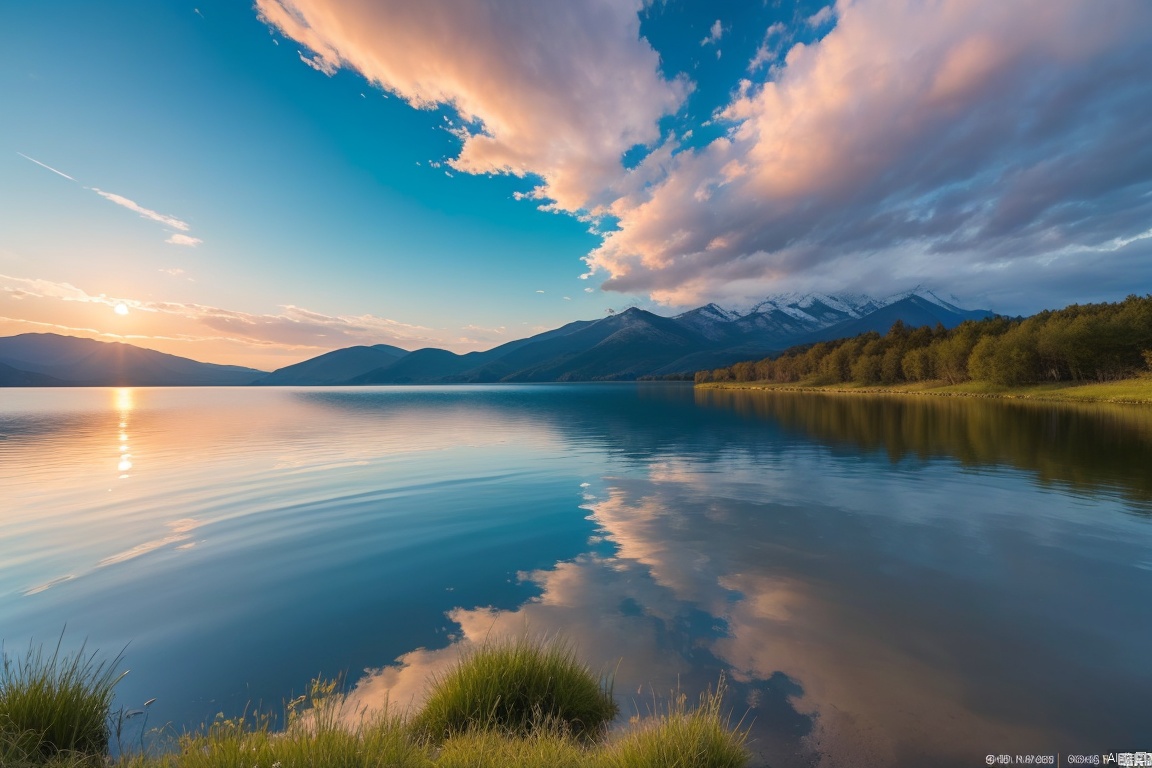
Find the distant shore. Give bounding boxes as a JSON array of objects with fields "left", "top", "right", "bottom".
[{"left": 696, "top": 376, "right": 1152, "bottom": 406}]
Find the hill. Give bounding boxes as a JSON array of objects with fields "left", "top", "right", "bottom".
[{"left": 0, "top": 334, "right": 266, "bottom": 386}]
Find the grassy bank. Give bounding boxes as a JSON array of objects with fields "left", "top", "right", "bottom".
[
  {"left": 696, "top": 374, "right": 1152, "bottom": 405},
  {"left": 1, "top": 636, "right": 749, "bottom": 768}
]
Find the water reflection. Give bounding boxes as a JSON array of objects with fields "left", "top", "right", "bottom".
[
  {"left": 696, "top": 389, "right": 1152, "bottom": 512},
  {"left": 3, "top": 386, "right": 1151, "bottom": 768},
  {"left": 116, "top": 388, "right": 133, "bottom": 476},
  {"left": 313, "top": 387, "right": 1152, "bottom": 767}
]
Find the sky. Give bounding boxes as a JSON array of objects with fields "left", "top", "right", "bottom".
[{"left": 2, "top": 0, "right": 1150, "bottom": 370}]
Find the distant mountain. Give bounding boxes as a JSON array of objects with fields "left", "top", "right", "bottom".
[
  {"left": 339, "top": 289, "right": 991, "bottom": 384},
  {"left": 0, "top": 289, "right": 995, "bottom": 386},
  {"left": 797, "top": 293, "right": 992, "bottom": 343},
  {"left": 0, "top": 361, "right": 67, "bottom": 386},
  {"left": 253, "top": 344, "right": 407, "bottom": 385},
  {"left": 0, "top": 333, "right": 266, "bottom": 386}
]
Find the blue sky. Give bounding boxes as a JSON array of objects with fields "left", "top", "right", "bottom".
[{"left": 2, "top": 1, "right": 1150, "bottom": 369}]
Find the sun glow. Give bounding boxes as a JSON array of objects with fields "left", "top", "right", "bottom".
[{"left": 114, "top": 303, "right": 129, "bottom": 315}]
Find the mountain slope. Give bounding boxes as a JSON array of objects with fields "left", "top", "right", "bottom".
[
  {"left": 801, "top": 295, "right": 994, "bottom": 343},
  {"left": 0, "top": 334, "right": 266, "bottom": 386},
  {"left": 254, "top": 344, "right": 408, "bottom": 385},
  {"left": 0, "top": 361, "right": 68, "bottom": 386},
  {"left": 280, "top": 289, "right": 995, "bottom": 384},
  {"left": 499, "top": 308, "right": 710, "bottom": 381}
]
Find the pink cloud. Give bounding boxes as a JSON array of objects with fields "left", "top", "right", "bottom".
[
  {"left": 583, "top": 0, "right": 1152, "bottom": 307},
  {"left": 256, "top": 0, "right": 689, "bottom": 213}
]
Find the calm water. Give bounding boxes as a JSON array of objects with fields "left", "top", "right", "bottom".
[{"left": 2, "top": 384, "right": 1151, "bottom": 766}]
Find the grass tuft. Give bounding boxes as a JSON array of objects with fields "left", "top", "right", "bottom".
[
  {"left": 0, "top": 635, "right": 125, "bottom": 765},
  {"left": 2, "top": 635, "right": 751, "bottom": 767},
  {"left": 147, "top": 677, "right": 431, "bottom": 768},
  {"left": 606, "top": 679, "right": 749, "bottom": 768},
  {"left": 412, "top": 636, "right": 618, "bottom": 741},
  {"left": 434, "top": 727, "right": 588, "bottom": 768}
]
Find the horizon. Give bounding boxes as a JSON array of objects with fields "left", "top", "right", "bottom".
[
  {"left": 1, "top": 286, "right": 991, "bottom": 372},
  {"left": 2, "top": 1, "right": 1150, "bottom": 369}
]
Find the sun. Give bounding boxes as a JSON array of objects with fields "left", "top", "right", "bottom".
[{"left": 114, "top": 303, "right": 129, "bottom": 315}]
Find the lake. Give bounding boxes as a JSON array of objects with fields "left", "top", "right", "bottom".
[{"left": 2, "top": 384, "right": 1150, "bottom": 767}]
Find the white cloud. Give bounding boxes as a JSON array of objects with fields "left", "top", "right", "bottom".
[
  {"left": 748, "top": 22, "right": 788, "bottom": 71},
  {"left": 807, "top": 6, "right": 834, "bottom": 27},
  {"left": 297, "top": 50, "right": 336, "bottom": 74},
  {"left": 18, "top": 155, "right": 204, "bottom": 248},
  {"left": 90, "top": 188, "right": 191, "bottom": 231},
  {"left": 1, "top": 273, "right": 120, "bottom": 308},
  {"left": 256, "top": 0, "right": 689, "bottom": 214},
  {"left": 700, "top": 19, "right": 723, "bottom": 46}
]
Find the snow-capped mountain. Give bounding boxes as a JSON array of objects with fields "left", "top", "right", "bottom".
[{"left": 674, "top": 288, "right": 986, "bottom": 343}]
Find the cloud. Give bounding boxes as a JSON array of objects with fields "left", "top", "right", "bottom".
[
  {"left": 701, "top": 19, "right": 723, "bottom": 46},
  {"left": 255, "top": 0, "right": 689, "bottom": 213},
  {"left": 16, "top": 152, "right": 76, "bottom": 181},
  {"left": 748, "top": 22, "right": 789, "bottom": 72},
  {"left": 90, "top": 188, "right": 191, "bottom": 231},
  {"left": 165, "top": 233, "right": 202, "bottom": 247},
  {"left": 579, "top": 0, "right": 1152, "bottom": 311},
  {"left": 1, "top": 273, "right": 120, "bottom": 308},
  {"left": 17, "top": 153, "right": 203, "bottom": 246},
  {"left": 0, "top": 272, "right": 453, "bottom": 361},
  {"left": 806, "top": 6, "right": 834, "bottom": 27}
]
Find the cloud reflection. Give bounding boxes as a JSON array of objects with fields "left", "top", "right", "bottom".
[{"left": 338, "top": 446, "right": 1135, "bottom": 767}]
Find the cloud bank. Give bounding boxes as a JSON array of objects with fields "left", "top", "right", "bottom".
[
  {"left": 261, "top": 0, "right": 1152, "bottom": 312},
  {"left": 587, "top": 0, "right": 1152, "bottom": 308},
  {"left": 256, "top": 0, "right": 689, "bottom": 214}
]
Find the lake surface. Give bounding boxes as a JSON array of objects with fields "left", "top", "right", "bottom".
[{"left": 2, "top": 384, "right": 1150, "bottom": 766}]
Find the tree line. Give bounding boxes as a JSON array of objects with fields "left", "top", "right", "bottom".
[{"left": 695, "top": 294, "right": 1152, "bottom": 387}]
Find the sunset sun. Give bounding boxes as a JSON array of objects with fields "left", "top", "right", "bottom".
[{"left": 114, "top": 303, "right": 129, "bottom": 315}]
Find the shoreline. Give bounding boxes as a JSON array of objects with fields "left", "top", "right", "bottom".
[{"left": 695, "top": 377, "right": 1152, "bottom": 407}]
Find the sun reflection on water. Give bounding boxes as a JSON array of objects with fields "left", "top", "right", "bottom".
[{"left": 115, "top": 387, "right": 133, "bottom": 477}]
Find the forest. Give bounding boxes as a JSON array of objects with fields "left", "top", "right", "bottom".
[{"left": 695, "top": 294, "right": 1152, "bottom": 387}]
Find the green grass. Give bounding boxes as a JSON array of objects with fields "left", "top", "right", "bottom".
[
  {"left": 2, "top": 636, "right": 750, "bottom": 768},
  {"left": 147, "top": 708, "right": 430, "bottom": 768},
  {"left": 700, "top": 374, "right": 1152, "bottom": 405},
  {"left": 0, "top": 635, "right": 126, "bottom": 766},
  {"left": 412, "top": 636, "right": 618, "bottom": 741},
  {"left": 434, "top": 728, "right": 589, "bottom": 768},
  {"left": 605, "top": 682, "right": 749, "bottom": 768}
]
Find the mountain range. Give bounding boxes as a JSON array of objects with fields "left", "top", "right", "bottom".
[
  {"left": 0, "top": 333, "right": 264, "bottom": 386},
  {"left": 0, "top": 289, "right": 992, "bottom": 387}
]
